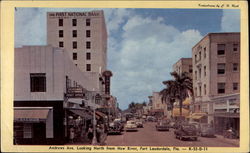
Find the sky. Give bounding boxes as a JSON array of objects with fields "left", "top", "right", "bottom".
[{"left": 15, "top": 8, "right": 240, "bottom": 110}]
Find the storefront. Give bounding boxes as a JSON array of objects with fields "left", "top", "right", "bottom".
[{"left": 14, "top": 107, "right": 53, "bottom": 144}]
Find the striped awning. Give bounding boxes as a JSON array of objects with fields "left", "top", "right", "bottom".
[{"left": 14, "top": 108, "right": 50, "bottom": 122}]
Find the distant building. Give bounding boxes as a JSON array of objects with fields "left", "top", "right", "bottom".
[
  {"left": 173, "top": 58, "right": 193, "bottom": 78},
  {"left": 192, "top": 33, "right": 240, "bottom": 134}
]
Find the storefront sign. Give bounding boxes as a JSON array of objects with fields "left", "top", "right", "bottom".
[
  {"left": 15, "top": 118, "right": 42, "bottom": 122},
  {"left": 48, "top": 12, "right": 100, "bottom": 18},
  {"left": 66, "top": 87, "right": 86, "bottom": 98}
]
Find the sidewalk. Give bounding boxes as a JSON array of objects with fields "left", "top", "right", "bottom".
[{"left": 215, "top": 134, "right": 239, "bottom": 146}]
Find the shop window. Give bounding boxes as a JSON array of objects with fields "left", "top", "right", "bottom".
[
  {"left": 23, "top": 124, "right": 32, "bottom": 138},
  {"left": 217, "top": 44, "right": 225, "bottom": 55},
  {"left": 218, "top": 83, "right": 225, "bottom": 94},
  {"left": 59, "top": 19, "right": 63, "bottom": 26},
  {"left": 30, "top": 73, "right": 46, "bottom": 92},
  {"left": 217, "top": 63, "right": 225, "bottom": 74}
]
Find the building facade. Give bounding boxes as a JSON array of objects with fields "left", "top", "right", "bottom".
[
  {"left": 192, "top": 33, "right": 240, "bottom": 134},
  {"left": 173, "top": 58, "right": 193, "bottom": 78},
  {"left": 47, "top": 11, "right": 107, "bottom": 92}
]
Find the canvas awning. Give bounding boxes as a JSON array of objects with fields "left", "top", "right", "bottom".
[
  {"left": 14, "top": 107, "right": 51, "bottom": 122},
  {"left": 183, "top": 98, "right": 191, "bottom": 105},
  {"left": 188, "top": 112, "right": 207, "bottom": 120},
  {"left": 96, "top": 111, "right": 107, "bottom": 118},
  {"left": 67, "top": 98, "right": 83, "bottom": 104},
  {"left": 172, "top": 108, "right": 190, "bottom": 117},
  {"left": 69, "top": 109, "right": 93, "bottom": 119}
]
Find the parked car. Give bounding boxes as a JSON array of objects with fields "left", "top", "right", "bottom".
[
  {"left": 200, "top": 123, "right": 215, "bottom": 137},
  {"left": 135, "top": 119, "right": 144, "bottom": 128},
  {"left": 125, "top": 120, "right": 138, "bottom": 132},
  {"left": 146, "top": 116, "right": 157, "bottom": 122},
  {"left": 189, "top": 122, "right": 201, "bottom": 136},
  {"left": 169, "top": 121, "right": 175, "bottom": 128},
  {"left": 155, "top": 120, "right": 170, "bottom": 131},
  {"left": 174, "top": 124, "right": 198, "bottom": 141},
  {"left": 108, "top": 121, "right": 123, "bottom": 134}
]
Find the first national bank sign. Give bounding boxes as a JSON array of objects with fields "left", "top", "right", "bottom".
[{"left": 49, "top": 12, "right": 101, "bottom": 18}]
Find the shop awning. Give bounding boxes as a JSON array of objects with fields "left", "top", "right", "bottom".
[
  {"left": 67, "top": 98, "right": 83, "bottom": 104},
  {"left": 69, "top": 109, "right": 93, "bottom": 119},
  {"left": 96, "top": 111, "right": 107, "bottom": 118},
  {"left": 172, "top": 108, "right": 190, "bottom": 117},
  {"left": 188, "top": 112, "right": 207, "bottom": 120},
  {"left": 14, "top": 108, "right": 50, "bottom": 122}
]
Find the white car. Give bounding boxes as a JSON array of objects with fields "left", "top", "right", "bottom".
[{"left": 125, "top": 120, "right": 138, "bottom": 131}]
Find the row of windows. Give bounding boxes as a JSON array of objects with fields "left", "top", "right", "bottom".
[
  {"left": 73, "top": 52, "right": 91, "bottom": 60},
  {"left": 59, "top": 41, "right": 91, "bottom": 49},
  {"left": 59, "top": 30, "right": 91, "bottom": 38},
  {"left": 59, "top": 18, "right": 91, "bottom": 27},
  {"left": 194, "top": 63, "right": 239, "bottom": 80},
  {"left": 195, "top": 82, "right": 238, "bottom": 96},
  {"left": 194, "top": 43, "right": 239, "bottom": 62}
]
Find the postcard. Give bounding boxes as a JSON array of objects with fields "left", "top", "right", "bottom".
[{"left": 0, "top": 0, "right": 249, "bottom": 152}]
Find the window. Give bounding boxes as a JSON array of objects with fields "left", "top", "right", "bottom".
[
  {"left": 86, "top": 52, "right": 91, "bottom": 60},
  {"left": 86, "top": 41, "right": 91, "bottom": 49},
  {"left": 233, "top": 83, "right": 238, "bottom": 90},
  {"left": 199, "top": 85, "right": 201, "bottom": 96},
  {"left": 59, "top": 41, "right": 64, "bottom": 47},
  {"left": 233, "top": 44, "right": 238, "bottom": 52},
  {"left": 59, "top": 19, "right": 63, "bottom": 26},
  {"left": 86, "top": 18, "right": 90, "bottom": 26},
  {"left": 198, "top": 68, "right": 201, "bottom": 78},
  {"left": 195, "top": 87, "right": 197, "bottom": 96},
  {"left": 86, "top": 30, "right": 91, "bottom": 37},
  {"left": 217, "top": 44, "right": 225, "bottom": 55},
  {"left": 30, "top": 73, "right": 46, "bottom": 92},
  {"left": 73, "top": 41, "right": 77, "bottom": 49},
  {"left": 218, "top": 83, "right": 225, "bottom": 94},
  {"left": 23, "top": 124, "right": 32, "bottom": 138},
  {"left": 73, "top": 53, "right": 77, "bottom": 60},
  {"left": 73, "top": 30, "right": 77, "bottom": 37},
  {"left": 189, "top": 65, "right": 192, "bottom": 73},
  {"left": 217, "top": 63, "right": 226, "bottom": 74},
  {"left": 233, "top": 63, "right": 238, "bottom": 71},
  {"left": 199, "top": 51, "right": 201, "bottom": 60},
  {"left": 195, "top": 54, "right": 197, "bottom": 62},
  {"left": 204, "top": 47, "right": 206, "bottom": 58},
  {"left": 86, "top": 64, "right": 91, "bottom": 71},
  {"left": 195, "top": 71, "right": 197, "bottom": 80},
  {"left": 204, "top": 66, "right": 206, "bottom": 76},
  {"left": 204, "top": 84, "right": 206, "bottom": 95},
  {"left": 72, "top": 19, "right": 77, "bottom": 26},
  {"left": 59, "top": 30, "right": 63, "bottom": 37}
]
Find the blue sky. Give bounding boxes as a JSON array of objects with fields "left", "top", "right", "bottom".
[{"left": 15, "top": 8, "right": 240, "bottom": 109}]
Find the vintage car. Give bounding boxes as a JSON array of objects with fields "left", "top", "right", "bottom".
[
  {"left": 174, "top": 124, "right": 198, "bottom": 141},
  {"left": 189, "top": 122, "right": 201, "bottom": 136},
  {"left": 108, "top": 121, "right": 123, "bottom": 134},
  {"left": 146, "top": 116, "right": 157, "bottom": 122},
  {"left": 155, "top": 120, "right": 170, "bottom": 131},
  {"left": 200, "top": 123, "right": 215, "bottom": 137},
  {"left": 125, "top": 120, "right": 138, "bottom": 132},
  {"left": 135, "top": 119, "right": 144, "bottom": 128}
]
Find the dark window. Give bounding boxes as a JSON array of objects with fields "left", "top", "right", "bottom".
[
  {"left": 59, "top": 30, "right": 63, "bottom": 37},
  {"left": 86, "top": 41, "right": 91, "bottom": 49},
  {"left": 72, "top": 19, "right": 77, "bottom": 26},
  {"left": 198, "top": 68, "right": 201, "bottom": 78},
  {"left": 86, "top": 30, "right": 91, "bottom": 37},
  {"left": 73, "top": 41, "right": 77, "bottom": 49},
  {"left": 73, "top": 30, "right": 77, "bottom": 37},
  {"left": 86, "top": 19, "right": 90, "bottom": 26},
  {"left": 195, "top": 54, "right": 197, "bottom": 62},
  {"left": 233, "top": 44, "right": 238, "bottom": 52},
  {"left": 233, "top": 83, "right": 238, "bottom": 90},
  {"left": 59, "top": 19, "right": 63, "bottom": 26},
  {"left": 59, "top": 41, "right": 64, "bottom": 47},
  {"left": 217, "top": 63, "right": 225, "bottom": 74},
  {"left": 199, "top": 86, "right": 201, "bottom": 96},
  {"left": 195, "top": 87, "right": 197, "bottom": 96},
  {"left": 30, "top": 73, "right": 46, "bottom": 92},
  {"left": 217, "top": 44, "right": 225, "bottom": 55},
  {"left": 199, "top": 51, "right": 201, "bottom": 60},
  {"left": 195, "top": 71, "right": 197, "bottom": 80},
  {"left": 73, "top": 53, "right": 77, "bottom": 60},
  {"left": 86, "top": 64, "right": 91, "bottom": 71},
  {"left": 233, "top": 63, "right": 238, "bottom": 71},
  {"left": 86, "top": 52, "right": 91, "bottom": 60},
  {"left": 204, "top": 66, "right": 206, "bottom": 76},
  {"left": 204, "top": 84, "right": 206, "bottom": 95},
  {"left": 218, "top": 83, "right": 225, "bottom": 94},
  {"left": 204, "top": 47, "right": 206, "bottom": 58}
]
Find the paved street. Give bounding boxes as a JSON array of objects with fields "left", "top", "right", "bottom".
[{"left": 106, "top": 122, "right": 238, "bottom": 147}]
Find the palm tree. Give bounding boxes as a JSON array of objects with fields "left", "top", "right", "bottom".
[{"left": 160, "top": 72, "right": 193, "bottom": 118}]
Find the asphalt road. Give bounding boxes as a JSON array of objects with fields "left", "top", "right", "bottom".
[{"left": 106, "top": 122, "right": 238, "bottom": 147}]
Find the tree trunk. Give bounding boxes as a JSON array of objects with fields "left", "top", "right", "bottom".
[{"left": 179, "top": 98, "right": 183, "bottom": 119}]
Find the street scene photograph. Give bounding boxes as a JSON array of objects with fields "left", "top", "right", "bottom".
[{"left": 13, "top": 8, "right": 240, "bottom": 147}]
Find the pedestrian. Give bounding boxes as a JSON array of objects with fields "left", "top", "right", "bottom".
[
  {"left": 69, "top": 127, "right": 75, "bottom": 143},
  {"left": 87, "top": 126, "right": 93, "bottom": 143},
  {"left": 96, "top": 125, "right": 101, "bottom": 143}
]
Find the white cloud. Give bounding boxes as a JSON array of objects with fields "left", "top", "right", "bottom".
[
  {"left": 109, "top": 15, "right": 202, "bottom": 109},
  {"left": 221, "top": 9, "right": 240, "bottom": 32}
]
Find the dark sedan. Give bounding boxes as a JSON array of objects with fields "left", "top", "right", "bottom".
[{"left": 155, "top": 120, "right": 170, "bottom": 131}]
